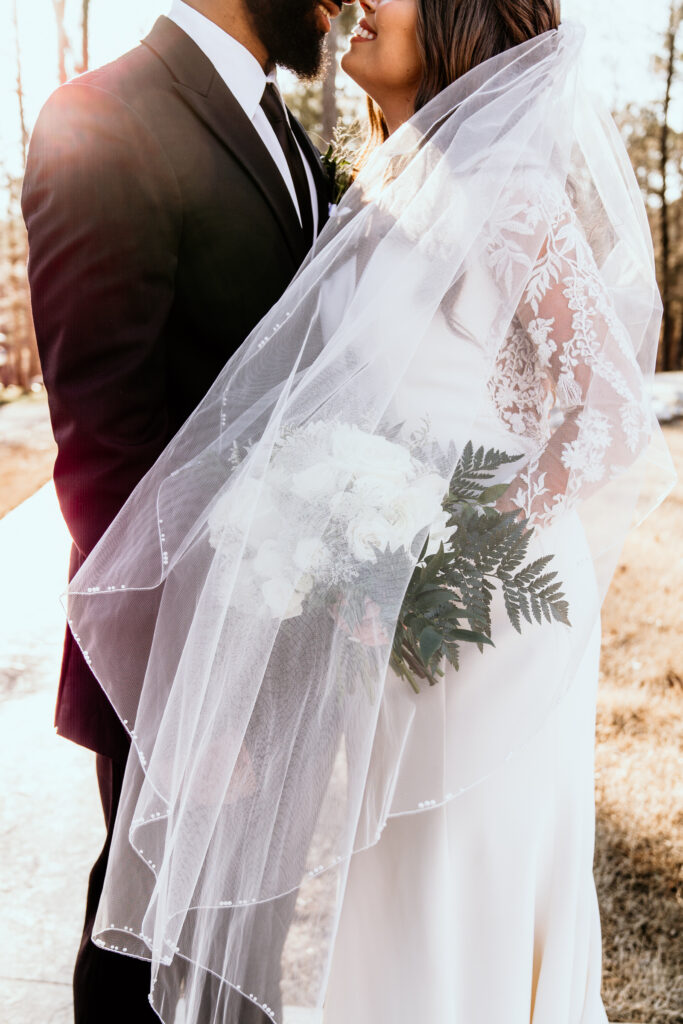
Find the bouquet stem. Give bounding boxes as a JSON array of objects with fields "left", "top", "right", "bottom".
[{"left": 390, "top": 641, "right": 441, "bottom": 693}]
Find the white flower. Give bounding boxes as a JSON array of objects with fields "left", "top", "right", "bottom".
[
  {"left": 296, "top": 573, "right": 315, "bottom": 596},
  {"left": 208, "top": 476, "right": 287, "bottom": 550},
  {"left": 351, "top": 473, "right": 406, "bottom": 510},
  {"left": 285, "top": 590, "right": 308, "bottom": 619},
  {"left": 207, "top": 480, "right": 260, "bottom": 549},
  {"left": 261, "top": 578, "right": 305, "bottom": 620},
  {"left": 346, "top": 513, "right": 398, "bottom": 562},
  {"left": 331, "top": 424, "right": 414, "bottom": 483},
  {"left": 385, "top": 479, "right": 445, "bottom": 552},
  {"left": 329, "top": 490, "right": 364, "bottom": 519},
  {"left": 417, "top": 472, "right": 449, "bottom": 507},
  {"left": 254, "top": 538, "right": 290, "bottom": 580},
  {"left": 290, "top": 462, "right": 339, "bottom": 501},
  {"left": 426, "top": 510, "right": 456, "bottom": 556},
  {"left": 293, "top": 539, "right": 327, "bottom": 572}
]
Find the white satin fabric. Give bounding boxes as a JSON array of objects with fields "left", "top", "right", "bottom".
[
  {"left": 323, "top": 309, "right": 607, "bottom": 1024},
  {"left": 325, "top": 619, "right": 606, "bottom": 1024}
]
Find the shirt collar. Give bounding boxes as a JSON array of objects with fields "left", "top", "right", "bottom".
[{"left": 167, "top": 0, "right": 278, "bottom": 120}]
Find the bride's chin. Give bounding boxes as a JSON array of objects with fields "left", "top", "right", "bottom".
[
  {"left": 339, "top": 50, "right": 353, "bottom": 75},
  {"left": 340, "top": 48, "right": 366, "bottom": 89},
  {"left": 340, "top": 57, "right": 380, "bottom": 108}
]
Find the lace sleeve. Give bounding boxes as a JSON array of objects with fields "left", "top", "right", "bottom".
[{"left": 487, "top": 185, "right": 652, "bottom": 527}]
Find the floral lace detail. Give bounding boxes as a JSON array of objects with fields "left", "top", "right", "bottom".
[
  {"left": 486, "top": 176, "right": 651, "bottom": 526},
  {"left": 487, "top": 318, "right": 555, "bottom": 445}
]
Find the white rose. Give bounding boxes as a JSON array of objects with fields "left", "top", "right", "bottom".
[
  {"left": 331, "top": 424, "right": 414, "bottom": 482},
  {"left": 293, "top": 539, "right": 327, "bottom": 572},
  {"left": 330, "top": 490, "right": 363, "bottom": 519},
  {"left": 254, "top": 538, "right": 291, "bottom": 580},
  {"left": 261, "top": 577, "right": 291, "bottom": 617},
  {"left": 385, "top": 474, "right": 448, "bottom": 551},
  {"left": 426, "top": 510, "right": 457, "bottom": 556},
  {"left": 351, "top": 473, "right": 405, "bottom": 511},
  {"left": 285, "top": 592, "right": 307, "bottom": 619},
  {"left": 209, "top": 477, "right": 285, "bottom": 550},
  {"left": 417, "top": 472, "right": 450, "bottom": 507},
  {"left": 290, "top": 462, "right": 339, "bottom": 501},
  {"left": 261, "top": 577, "right": 307, "bottom": 620},
  {"left": 296, "top": 573, "right": 314, "bottom": 597},
  {"left": 346, "top": 513, "right": 399, "bottom": 562}
]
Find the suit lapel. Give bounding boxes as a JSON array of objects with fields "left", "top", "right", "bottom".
[
  {"left": 143, "top": 17, "right": 309, "bottom": 265},
  {"left": 290, "top": 115, "right": 331, "bottom": 235},
  {"left": 175, "top": 75, "right": 310, "bottom": 263}
]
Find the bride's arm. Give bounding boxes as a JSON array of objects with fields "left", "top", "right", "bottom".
[{"left": 489, "top": 191, "right": 652, "bottom": 527}]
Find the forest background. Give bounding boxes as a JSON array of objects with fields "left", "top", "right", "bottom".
[{"left": 3, "top": 0, "right": 683, "bottom": 385}]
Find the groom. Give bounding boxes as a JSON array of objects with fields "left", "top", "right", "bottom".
[{"left": 22, "top": 0, "right": 341, "bottom": 1019}]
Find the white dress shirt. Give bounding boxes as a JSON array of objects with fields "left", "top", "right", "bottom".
[{"left": 168, "top": 0, "right": 318, "bottom": 234}]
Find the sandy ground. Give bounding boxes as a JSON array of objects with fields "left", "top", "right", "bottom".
[
  {"left": 0, "top": 393, "right": 57, "bottom": 518},
  {"left": 594, "top": 420, "right": 683, "bottom": 1024},
  {"left": 0, "top": 395, "right": 680, "bottom": 1024}
]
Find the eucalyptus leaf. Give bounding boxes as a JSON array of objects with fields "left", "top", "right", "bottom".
[{"left": 419, "top": 626, "right": 443, "bottom": 664}]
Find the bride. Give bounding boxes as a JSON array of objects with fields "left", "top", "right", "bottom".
[{"left": 65, "top": 2, "right": 673, "bottom": 1023}]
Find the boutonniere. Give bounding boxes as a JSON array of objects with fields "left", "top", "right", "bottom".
[{"left": 322, "top": 121, "right": 361, "bottom": 206}]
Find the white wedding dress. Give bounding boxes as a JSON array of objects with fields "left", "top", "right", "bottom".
[
  {"left": 323, "top": 618, "right": 605, "bottom": 1024},
  {"left": 68, "top": 31, "right": 666, "bottom": 1023},
  {"left": 323, "top": 253, "right": 610, "bottom": 1023}
]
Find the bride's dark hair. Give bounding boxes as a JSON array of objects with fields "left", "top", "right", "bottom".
[{"left": 365, "top": 0, "right": 561, "bottom": 147}]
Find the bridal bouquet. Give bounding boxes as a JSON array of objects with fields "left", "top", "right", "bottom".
[
  {"left": 208, "top": 424, "right": 570, "bottom": 693},
  {"left": 321, "top": 122, "right": 360, "bottom": 206}
]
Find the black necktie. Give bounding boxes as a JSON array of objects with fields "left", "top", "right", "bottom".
[{"left": 260, "top": 82, "right": 315, "bottom": 245}]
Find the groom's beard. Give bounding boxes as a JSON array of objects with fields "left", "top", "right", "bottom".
[{"left": 247, "top": 0, "right": 329, "bottom": 79}]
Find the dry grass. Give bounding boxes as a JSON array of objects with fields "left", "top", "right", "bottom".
[{"left": 596, "top": 420, "right": 683, "bottom": 1024}]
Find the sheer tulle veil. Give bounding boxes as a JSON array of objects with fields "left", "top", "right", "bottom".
[{"left": 64, "top": 23, "right": 675, "bottom": 1022}]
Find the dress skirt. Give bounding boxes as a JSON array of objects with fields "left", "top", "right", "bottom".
[{"left": 323, "top": 618, "right": 607, "bottom": 1024}]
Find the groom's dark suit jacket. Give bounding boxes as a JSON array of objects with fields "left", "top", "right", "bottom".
[{"left": 22, "top": 16, "right": 330, "bottom": 763}]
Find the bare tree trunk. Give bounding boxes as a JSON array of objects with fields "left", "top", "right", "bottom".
[
  {"left": 322, "top": 20, "right": 339, "bottom": 142},
  {"left": 11, "top": 0, "right": 29, "bottom": 168},
  {"left": 52, "top": 0, "right": 70, "bottom": 84},
  {"left": 3, "top": 177, "right": 37, "bottom": 392},
  {"left": 79, "top": 0, "right": 91, "bottom": 74},
  {"left": 658, "top": 1, "right": 680, "bottom": 371}
]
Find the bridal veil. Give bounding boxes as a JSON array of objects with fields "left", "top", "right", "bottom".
[{"left": 64, "top": 24, "right": 674, "bottom": 1022}]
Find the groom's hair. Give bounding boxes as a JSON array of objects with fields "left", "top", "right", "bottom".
[{"left": 365, "top": 0, "right": 561, "bottom": 149}]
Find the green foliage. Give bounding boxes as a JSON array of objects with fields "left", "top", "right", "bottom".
[
  {"left": 322, "top": 121, "right": 362, "bottom": 204},
  {"left": 390, "top": 443, "right": 571, "bottom": 693}
]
